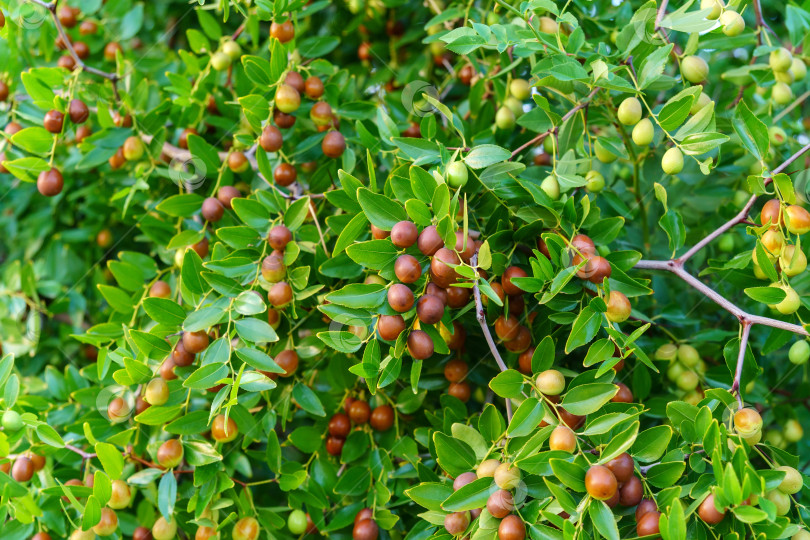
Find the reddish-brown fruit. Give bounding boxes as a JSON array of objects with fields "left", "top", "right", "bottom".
[
  {"left": 446, "top": 286, "right": 471, "bottom": 308},
  {"left": 606, "top": 453, "right": 634, "bottom": 483},
  {"left": 394, "top": 254, "right": 422, "bottom": 283},
  {"left": 391, "top": 221, "right": 418, "bottom": 248},
  {"left": 494, "top": 315, "right": 520, "bottom": 341},
  {"left": 612, "top": 382, "right": 634, "bottom": 403},
  {"left": 80, "top": 20, "right": 97, "bottom": 35},
  {"left": 378, "top": 315, "right": 406, "bottom": 341},
  {"left": 388, "top": 283, "right": 414, "bottom": 312},
  {"left": 157, "top": 439, "right": 184, "bottom": 469},
  {"left": 498, "top": 515, "right": 526, "bottom": 540},
  {"left": 12, "top": 457, "right": 34, "bottom": 482},
  {"left": 212, "top": 414, "right": 238, "bottom": 442},
  {"left": 160, "top": 358, "right": 177, "bottom": 380},
  {"left": 305, "top": 76, "right": 325, "bottom": 99},
  {"left": 178, "top": 128, "right": 198, "bottom": 150},
  {"left": 57, "top": 5, "right": 78, "bottom": 27},
  {"left": 370, "top": 405, "right": 394, "bottom": 431},
  {"left": 370, "top": 224, "right": 390, "bottom": 240},
  {"left": 448, "top": 381, "right": 471, "bottom": 402},
  {"left": 107, "top": 397, "right": 131, "bottom": 423},
  {"left": 268, "top": 281, "right": 293, "bottom": 307},
  {"left": 454, "top": 232, "right": 475, "bottom": 262},
  {"left": 487, "top": 489, "right": 515, "bottom": 518},
  {"left": 322, "top": 131, "right": 346, "bottom": 158},
  {"left": 549, "top": 425, "right": 577, "bottom": 452},
  {"left": 453, "top": 472, "right": 477, "bottom": 491},
  {"left": 268, "top": 226, "right": 292, "bottom": 251},
  {"left": 133, "top": 526, "right": 152, "bottom": 540},
  {"left": 112, "top": 111, "right": 132, "bottom": 128},
  {"left": 202, "top": 197, "right": 225, "bottom": 222},
  {"left": 417, "top": 294, "right": 444, "bottom": 324},
  {"left": 354, "top": 508, "right": 373, "bottom": 525},
  {"left": 407, "top": 330, "right": 434, "bottom": 359},
  {"left": 75, "top": 125, "right": 92, "bottom": 143},
  {"left": 5, "top": 121, "right": 22, "bottom": 136},
  {"left": 217, "top": 185, "right": 240, "bottom": 209},
  {"left": 418, "top": 225, "right": 444, "bottom": 256},
  {"left": 310, "top": 101, "right": 333, "bottom": 126},
  {"left": 274, "top": 163, "right": 297, "bottom": 186},
  {"left": 285, "top": 71, "right": 305, "bottom": 93},
  {"left": 504, "top": 326, "right": 531, "bottom": 353},
  {"left": 444, "top": 512, "right": 470, "bottom": 536},
  {"left": 260, "top": 125, "right": 283, "bottom": 152},
  {"left": 274, "top": 109, "right": 296, "bottom": 129},
  {"left": 172, "top": 340, "right": 195, "bottom": 367},
  {"left": 32, "top": 532, "right": 52, "bottom": 540},
  {"left": 43, "top": 110, "right": 65, "bottom": 133},
  {"left": 502, "top": 266, "right": 527, "bottom": 296},
  {"left": 329, "top": 413, "right": 351, "bottom": 437},
  {"left": 571, "top": 234, "right": 596, "bottom": 255},
  {"left": 444, "top": 359, "right": 468, "bottom": 382},
  {"left": 636, "top": 511, "right": 661, "bottom": 537},
  {"left": 192, "top": 237, "right": 209, "bottom": 259},
  {"left": 270, "top": 21, "right": 295, "bottom": 43},
  {"left": 73, "top": 41, "right": 90, "bottom": 59},
  {"left": 620, "top": 475, "right": 643, "bottom": 506},
  {"left": 533, "top": 151, "right": 551, "bottom": 166},
  {"left": 58, "top": 55, "right": 77, "bottom": 71},
  {"left": 326, "top": 436, "right": 345, "bottom": 456},
  {"left": 358, "top": 42, "right": 372, "bottom": 61},
  {"left": 558, "top": 407, "right": 585, "bottom": 429},
  {"left": 579, "top": 255, "right": 612, "bottom": 284},
  {"left": 69, "top": 100, "right": 90, "bottom": 124},
  {"left": 37, "top": 168, "right": 64, "bottom": 197},
  {"left": 183, "top": 330, "right": 209, "bottom": 354},
  {"left": 349, "top": 400, "right": 371, "bottom": 424},
  {"left": 353, "top": 519, "right": 378, "bottom": 540},
  {"left": 698, "top": 493, "right": 725, "bottom": 524},
  {"left": 104, "top": 42, "right": 123, "bottom": 62},
  {"left": 760, "top": 199, "right": 782, "bottom": 227},
  {"left": 276, "top": 350, "right": 299, "bottom": 377},
  {"left": 585, "top": 465, "right": 618, "bottom": 501},
  {"left": 459, "top": 64, "right": 475, "bottom": 85},
  {"left": 403, "top": 123, "right": 421, "bottom": 138},
  {"left": 518, "top": 347, "right": 534, "bottom": 374},
  {"left": 228, "top": 151, "right": 249, "bottom": 174}
]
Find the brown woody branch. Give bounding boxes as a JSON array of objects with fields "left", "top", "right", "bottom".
[{"left": 633, "top": 141, "right": 810, "bottom": 406}]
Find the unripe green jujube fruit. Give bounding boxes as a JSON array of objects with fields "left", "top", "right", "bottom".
[
  {"left": 792, "top": 58, "right": 807, "bottom": 82},
  {"left": 789, "top": 340, "right": 810, "bottom": 365},
  {"left": 784, "top": 419, "right": 804, "bottom": 442},
  {"left": 676, "top": 370, "right": 699, "bottom": 391},
  {"left": 617, "top": 97, "right": 642, "bottom": 125},
  {"left": 661, "top": 147, "right": 684, "bottom": 174},
  {"left": 655, "top": 343, "right": 678, "bottom": 361},
  {"left": 770, "top": 48, "right": 794, "bottom": 72},
  {"left": 510, "top": 79, "right": 531, "bottom": 100},
  {"left": 690, "top": 92, "right": 712, "bottom": 114},
  {"left": 446, "top": 161, "right": 469, "bottom": 188},
  {"left": 632, "top": 118, "right": 654, "bottom": 146},
  {"left": 765, "top": 489, "right": 791, "bottom": 516},
  {"left": 495, "top": 106, "right": 516, "bottom": 130},
  {"left": 505, "top": 97, "right": 524, "bottom": 118},
  {"left": 719, "top": 10, "right": 744, "bottom": 36},
  {"left": 2, "top": 410, "right": 23, "bottom": 432},
  {"left": 541, "top": 175, "right": 560, "bottom": 200},
  {"left": 701, "top": 0, "right": 724, "bottom": 19},
  {"left": 776, "top": 466, "right": 803, "bottom": 495},
  {"left": 677, "top": 344, "right": 700, "bottom": 367},
  {"left": 594, "top": 139, "right": 616, "bottom": 163},
  {"left": 536, "top": 369, "right": 565, "bottom": 395},
  {"left": 585, "top": 170, "right": 605, "bottom": 193},
  {"left": 222, "top": 40, "right": 242, "bottom": 60},
  {"left": 772, "top": 82, "right": 793, "bottom": 106},
  {"left": 211, "top": 51, "right": 231, "bottom": 71},
  {"left": 682, "top": 55, "right": 709, "bottom": 83}
]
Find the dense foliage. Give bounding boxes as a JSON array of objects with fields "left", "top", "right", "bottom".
[{"left": 1, "top": 0, "right": 810, "bottom": 539}]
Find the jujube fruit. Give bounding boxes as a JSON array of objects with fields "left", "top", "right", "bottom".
[
  {"left": 494, "top": 315, "right": 520, "bottom": 341},
  {"left": 497, "top": 515, "right": 525, "bottom": 540},
  {"left": 536, "top": 369, "right": 565, "bottom": 395},
  {"left": 69, "top": 100, "right": 89, "bottom": 124},
  {"left": 611, "top": 382, "right": 633, "bottom": 403},
  {"left": 418, "top": 226, "right": 444, "bottom": 255},
  {"left": 268, "top": 225, "right": 292, "bottom": 251},
  {"left": 407, "top": 330, "right": 434, "bottom": 359},
  {"left": 503, "top": 326, "right": 531, "bottom": 353},
  {"left": 152, "top": 517, "right": 177, "bottom": 540},
  {"left": 273, "top": 163, "right": 297, "bottom": 186},
  {"left": 37, "top": 168, "right": 64, "bottom": 197},
  {"left": 43, "top": 109, "right": 64, "bottom": 133},
  {"left": 183, "top": 330, "right": 209, "bottom": 354},
  {"left": 270, "top": 21, "right": 295, "bottom": 43},
  {"left": 260, "top": 125, "right": 283, "bottom": 152},
  {"left": 446, "top": 286, "right": 470, "bottom": 308},
  {"left": 326, "top": 437, "right": 344, "bottom": 455},
  {"left": 549, "top": 425, "right": 576, "bottom": 452},
  {"left": 232, "top": 517, "right": 259, "bottom": 540},
  {"left": 388, "top": 283, "right": 414, "bottom": 312},
  {"left": 288, "top": 509, "right": 308, "bottom": 535},
  {"left": 228, "top": 151, "right": 250, "bottom": 173},
  {"left": 487, "top": 489, "right": 515, "bottom": 518},
  {"left": 605, "top": 452, "right": 634, "bottom": 483},
  {"left": 202, "top": 197, "right": 224, "bottom": 222},
  {"left": 416, "top": 294, "right": 444, "bottom": 324},
  {"left": 494, "top": 462, "right": 521, "bottom": 490},
  {"left": 617, "top": 97, "right": 642, "bottom": 125},
  {"left": 444, "top": 512, "right": 469, "bottom": 536},
  {"left": 378, "top": 315, "right": 406, "bottom": 341},
  {"left": 448, "top": 381, "right": 471, "bottom": 402},
  {"left": 212, "top": 414, "right": 238, "bottom": 442},
  {"left": 391, "top": 221, "right": 418, "bottom": 248},
  {"left": 172, "top": 340, "right": 195, "bottom": 367},
  {"left": 217, "top": 185, "right": 241, "bottom": 209},
  {"left": 606, "top": 291, "right": 631, "bottom": 323},
  {"left": 322, "top": 131, "right": 346, "bottom": 158},
  {"left": 502, "top": 266, "right": 527, "bottom": 296},
  {"left": 310, "top": 101, "right": 333, "bottom": 126},
  {"left": 636, "top": 511, "right": 660, "bottom": 537},
  {"left": 353, "top": 519, "right": 378, "bottom": 540},
  {"left": 453, "top": 471, "right": 477, "bottom": 491},
  {"left": 275, "top": 350, "right": 299, "bottom": 377},
  {"left": 585, "top": 464, "right": 617, "bottom": 500},
  {"left": 394, "top": 254, "right": 422, "bottom": 283},
  {"left": 349, "top": 400, "right": 371, "bottom": 424},
  {"left": 681, "top": 55, "right": 709, "bottom": 82},
  {"left": 444, "top": 359, "right": 468, "bottom": 382},
  {"left": 261, "top": 254, "right": 286, "bottom": 282},
  {"left": 268, "top": 281, "right": 293, "bottom": 307},
  {"left": 12, "top": 456, "right": 34, "bottom": 482},
  {"left": 698, "top": 493, "right": 725, "bottom": 524},
  {"left": 619, "top": 475, "right": 643, "bottom": 506},
  {"left": 104, "top": 42, "right": 123, "bottom": 62},
  {"left": 107, "top": 397, "right": 131, "bottom": 423},
  {"left": 328, "top": 413, "right": 351, "bottom": 437},
  {"left": 370, "top": 405, "right": 394, "bottom": 431},
  {"left": 305, "top": 76, "right": 324, "bottom": 99},
  {"left": 150, "top": 280, "right": 171, "bottom": 298},
  {"left": 93, "top": 508, "right": 118, "bottom": 536},
  {"left": 157, "top": 439, "right": 184, "bottom": 468}
]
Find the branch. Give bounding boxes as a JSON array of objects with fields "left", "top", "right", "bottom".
[
  {"left": 654, "top": 0, "right": 668, "bottom": 30},
  {"left": 752, "top": 0, "right": 775, "bottom": 44},
  {"left": 471, "top": 253, "right": 512, "bottom": 421},
  {"left": 510, "top": 87, "right": 600, "bottom": 160},
  {"left": 65, "top": 444, "right": 96, "bottom": 460},
  {"left": 730, "top": 321, "right": 752, "bottom": 409}
]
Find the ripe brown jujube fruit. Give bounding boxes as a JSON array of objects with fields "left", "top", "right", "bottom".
[
  {"left": 268, "top": 281, "right": 293, "bottom": 307},
  {"left": 558, "top": 406, "right": 585, "bottom": 429},
  {"left": 192, "top": 237, "right": 209, "bottom": 259},
  {"left": 454, "top": 232, "right": 475, "bottom": 262},
  {"left": 183, "top": 330, "right": 209, "bottom": 354},
  {"left": 0, "top": 81, "right": 7, "bottom": 102},
  {"left": 370, "top": 405, "right": 394, "bottom": 431},
  {"left": 453, "top": 471, "right": 477, "bottom": 491},
  {"left": 353, "top": 519, "right": 378, "bottom": 540},
  {"left": 172, "top": 340, "right": 195, "bottom": 367},
  {"left": 418, "top": 225, "right": 444, "bottom": 255},
  {"left": 37, "top": 168, "right": 64, "bottom": 197},
  {"left": 285, "top": 71, "right": 305, "bottom": 93},
  {"left": 268, "top": 225, "right": 292, "bottom": 251},
  {"left": 270, "top": 20, "right": 295, "bottom": 43},
  {"left": 585, "top": 465, "right": 617, "bottom": 500},
  {"left": 459, "top": 64, "right": 474, "bottom": 84},
  {"left": 73, "top": 41, "right": 90, "bottom": 59},
  {"left": 69, "top": 99, "right": 89, "bottom": 124},
  {"left": 328, "top": 413, "right": 351, "bottom": 437},
  {"left": 260, "top": 125, "right": 283, "bottom": 152},
  {"left": 487, "top": 489, "right": 515, "bottom": 518},
  {"left": 107, "top": 396, "right": 130, "bottom": 422},
  {"left": 43, "top": 110, "right": 65, "bottom": 133},
  {"left": 349, "top": 400, "right": 371, "bottom": 424},
  {"left": 178, "top": 127, "right": 198, "bottom": 150},
  {"left": 133, "top": 526, "right": 151, "bottom": 540},
  {"left": 611, "top": 382, "right": 633, "bottom": 403},
  {"left": 619, "top": 475, "right": 643, "bottom": 506},
  {"left": 444, "top": 512, "right": 470, "bottom": 536},
  {"left": 606, "top": 488, "right": 621, "bottom": 508},
  {"left": 217, "top": 185, "right": 241, "bottom": 209},
  {"left": 431, "top": 248, "right": 459, "bottom": 282},
  {"left": 698, "top": 493, "right": 725, "bottom": 524},
  {"left": 228, "top": 151, "right": 249, "bottom": 173},
  {"left": 606, "top": 452, "right": 634, "bottom": 483},
  {"left": 518, "top": 347, "right": 534, "bottom": 374},
  {"left": 444, "top": 359, "right": 468, "bottom": 382},
  {"left": 494, "top": 315, "right": 520, "bottom": 341},
  {"left": 636, "top": 511, "right": 661, "bottom": 537},
  {"left": 388, "top": 283, "right": 414, "bottom": 312},
  {"left": 572, "top": 235, "right": 596, "bottom": 256},
  {"left": 58, "top": 55, "right": 76, "bottom": 71},
  {"left": 502, "top": 266, "right": 527, "bottom": 296},
  {"left": 378, "top": 314, "right": 406, "bottom": 341},
  {"left": 582, "top": 255, "right": 612, "bottom": 284},
  {"left": 370, "top": 224, "right": 390, "bottom": 240},
  {"left": 354, "top": 508, "right": 373, "bottom": 525},
  {"left": 274, "top": 163, "right": 297, "bottom": 186},
  {"left": 160, "top": 358, "right": 177, "bottom": 380},
  {"left": 310, "top": 101, "right": 333, "bottom": 126},
  {"left": 498, "top": 515, "right": 526, "bottom": 540},
  {"left": 358, "top": 42, "right": 372, "bottom": 61},
  {"left": 407, "top": 330, "right": 434, "bottom": 359},
  {"left": 275, "top": 350, "right": 299, "bottom": 377},
  {"left": 442, "top": 321, "right": 466, "bottom": 350},
  {"left": 636, "top": 498, "right": 657, "bottom": 520},
  {"left": 5, "top": 121, "right": 22, "bottom": 136},
  {"left": 74, "top": 125, "right": 92, "bottom": 143},
  {"left": 11, "top": 456, "right": 34, "bottom": 482},
  {"left": 426, "top": 283, "right": 448, "bottom": 305},
  {"left": 391, "top": 221, "right": 418, "bottom": 248},
  {"left": 32, "top": 533, "right": 52, "bottom": 540},
  {"left": 394, "top": 254, "right": 422, "bottom": 283},
  {"left": 446, "top": 286, "right": 470, "bottom": 308},
  {"left": 504, "top": 326, "right": 531, "bottom": 353},
  {"left": 448, "top": 381, "right": 471, "bottom": 402},
  {"left": 274, "top": 109, "right": 296, "bottom": 129},
  {"left": 760, "top": 198, "right": 782, "bottom": 227},
  {"left": 416, "top": 294, "right": 444, "bottom": 324},
  {"left": 326, "top": 436, "right": 344, "bottom": 456},
  {"left": 201, "top": 197, "right": 224, "bottom": 222},
  {"left": 305, "top": 76, "right": 324, "bottom": 99},
  {"left": 402, "top": 124, "right": 422, "bottom": 139},
  {"left": 104, "top": 42, "right": 123, "bottom": 62},
  {"left": 322, "top": 131, "right": 346, "bottom": 158},
  {"left": 57, "top": 5, "right": 78, "bottom": 27}
]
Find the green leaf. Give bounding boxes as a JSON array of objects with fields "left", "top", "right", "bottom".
[
  {"left": 561, "top": 383, "right": 619, "bottom": 416},
  {"left": 589, "top": 501, "right": 619, "bottom": 540},
  {"left": 292, "top": 383, "right": 326, "bottom": 416},
  {"left": 433, "top": 432, "right": 476, "bottom": 477},
  {"left": 406, "top": 482, "right": 454, "bottom": 511},
  {"left": 356, "top": 188, "right": 408, "bottom": 229},
  {"left": 733, "top": 100, "right": 768, "bottom": 160},
  {"left": 464, "top": 145, "right": 511, "bottom": 169},
  {"left": 744, "top": 286, "right": 786, "bottom": 304},
  {"left": 489, "top": 370, "right": 525, "bottom": 399},
  {"left": 442, "top": 477, "right": 499, "bottom": 511},
  {"left": 565, "top": 307, "right": 601, "bottom": 353},
  {"left": 507, "top": 398, "right": 544, "bottom": 438}
]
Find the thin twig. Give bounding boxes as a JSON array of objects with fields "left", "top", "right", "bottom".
[
  {"left": 510, "top": 87, "right": 600, "bottom": 160},
  {"left": 731, "top": 321, "right": 752, "bottom": 409},
  {"left": 65, "top": 444, "right": 97, "bottom": 460},
  {"left": 471, "top": 252, "right": 512, "bottom": 421}
]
